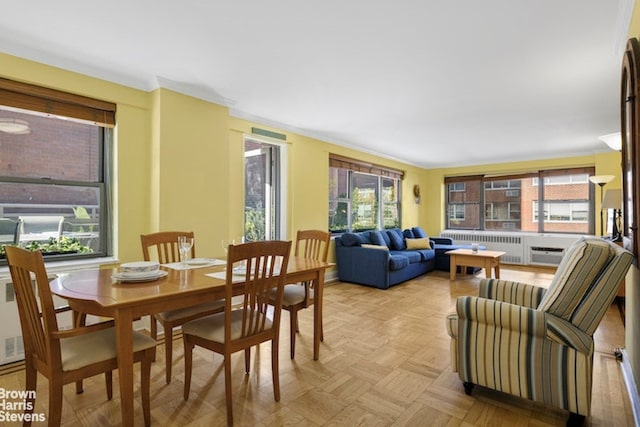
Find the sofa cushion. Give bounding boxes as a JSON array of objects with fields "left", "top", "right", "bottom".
[
  {"left": 392, "top": 250, "right": 421, "bottom": 264},
  {"left": 406, "top": 237, "right": 431, "bottom": 250},
  {"left": 369, "top": 230, "right": 387, "bottom": 247},
  {"left": 387, "top": 229, "right": 406, "bottom": 250},
  {"left": 412, "top": 227, "right": 428, "bottom": 238},
  {"left": 403, "top": 229, "right": 415, "bottom": 239},
  {"left": 537, "top": 238, "right": 614, "bottom": 321},
  {"left": 388, "top": 254, "right": 409, "bottom": 271},
  {"left": 414, "top": 249, "right": 436, "bottom": 262},
  {"left": 341, "top": 232, "right": 364, "bottom": 247}
]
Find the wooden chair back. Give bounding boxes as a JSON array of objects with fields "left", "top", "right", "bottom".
[
  {"left": 224, "top": 240, "right": 291, "bottom": 346},
  {"left": 295, "top": 229, "right": 331, "bottom": 262},
  {"left": 5, "top": 246, "right": 60, "bottom": 370},
  {"left": 140, "top": 230, "right": 195, "bottom": 263}
]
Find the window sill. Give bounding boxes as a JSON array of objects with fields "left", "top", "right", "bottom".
[{"left": 0, "top": 256, "right": 119, "bottom": 278}]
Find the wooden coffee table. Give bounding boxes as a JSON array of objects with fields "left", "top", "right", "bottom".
[{"left": 445, "top": 248, "right": 506, "bottom": 280}]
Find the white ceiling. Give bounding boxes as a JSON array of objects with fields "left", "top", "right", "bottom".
[{"left": 0, "top": 1, "right": 634, "bottom": 168}]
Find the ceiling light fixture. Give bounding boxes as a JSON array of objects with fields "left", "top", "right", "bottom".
[
  {"left": 0, "top": 118, "right": 31, "bottom": 134},
  {"left": 599, "top": 132, "right": 622, "bottom": 151}
]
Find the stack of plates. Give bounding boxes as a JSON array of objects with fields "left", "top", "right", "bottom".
[{"left": 113, "top": 261, "right": 167, "bottom": 282}]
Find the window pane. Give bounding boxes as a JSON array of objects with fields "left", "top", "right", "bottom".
[
  {"left": 0, "top": 109, "right": 101, "bottom": 182},
  {"left": 351, "top": 173, "right": 378, "bottom": 231},
  {"left": 0, "top": 182, "right": 100, "bottom": 253},
  {"left": 329, "top": 201, "right": 348, "bottom": 232},
  {"left": 381, "top": 177, "right": 399, "bottom": 229},
  {"left": 541, "top": 173, "right": 590, "bottom": 233},
  {"left": 0, "top": 105, "right": 109, "bottom": 261},
  {"left": 447, "top": 179, "right": 481, "bottom": 229}
]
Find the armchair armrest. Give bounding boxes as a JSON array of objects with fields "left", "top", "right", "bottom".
[
  {"left": 456, "top": 296, "right": 547, "bottom": 337},
  {"left": 478, "top": 278, "right": 546, "bottom": 308},
  {"left": 456, "top": 296, "right": 593, "bottom": 355}
]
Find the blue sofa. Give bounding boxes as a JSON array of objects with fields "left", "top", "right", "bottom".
[
  {"left": 334, "top": 228, "right": 436, "bottom": 289},
  {"left": 335, "top": 227, "right": 483, "bottom": 289}
]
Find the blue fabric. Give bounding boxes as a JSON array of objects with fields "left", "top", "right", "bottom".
[
  {"left": 387, "top": 229, "right": 406, "bottom": 250},
  {"left": 413, "top": 249, "right": 436, "bottom": 262},
  {"left": 403, "top": 229, "right": 415, "bottom": 239},
  {"left": 388, "top": 254, "right": 409, "bottom": 270},
  {"left": 412, "top": 227, "right": 427, "bottom": 238},
  {"left": 393, "top": 250, "right": 421, "bottom": 264},
  {"left": 341, "top": 232, "right": 364, "bottom": 247},
  {"left": 380, "top": 230, "right": 391, "bottom": 247},
  {"left": 369, "top": 230, "right": 387, "bottom": 247}
]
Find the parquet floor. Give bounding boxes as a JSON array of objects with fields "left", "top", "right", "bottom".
[{"left": 0, "top": 266, "right": 634, "bottom": 426}]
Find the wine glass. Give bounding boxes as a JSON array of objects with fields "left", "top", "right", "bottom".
[{"left": 178, "top": 236, "right": 194, "bottom": 266}]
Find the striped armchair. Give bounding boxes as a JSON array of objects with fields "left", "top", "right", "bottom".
[{"left": 446, "top": 237, "right": 632, "bottom": 423}]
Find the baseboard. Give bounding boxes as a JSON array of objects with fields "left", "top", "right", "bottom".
[{"left": 620, "top": 349, "right": 640, "bottom": 426}]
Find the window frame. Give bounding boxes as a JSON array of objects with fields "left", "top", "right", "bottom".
[
  {"left": 328, "top": 154, "right": 403, "bottom": 233},
  {"left": 0, "top": 79, "right": 114, "bottom": 263},
  {"left": 445, "top": 167, "right": 595, "bottom": 234}
]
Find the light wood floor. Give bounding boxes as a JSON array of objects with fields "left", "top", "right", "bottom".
[{"left": 0, "top": 266, "right": 634, "bottom": 426}]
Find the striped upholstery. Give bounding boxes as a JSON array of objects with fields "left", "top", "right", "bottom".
[
  {"left": 537, "top": 238, "right": 614, "bottom": 320},
  {"left": 447, "top": 239, "right": 632, "bottom": 417}
]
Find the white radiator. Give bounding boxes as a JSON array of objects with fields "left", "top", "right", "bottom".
[{"left": 440, "top": 230, "right": 584, "bottom": 266}]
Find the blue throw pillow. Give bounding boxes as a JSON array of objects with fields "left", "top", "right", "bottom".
[
  {"left": 341, "top": 232, "right": 364, "bottom": 247},
  {"left": 387, "top": 229, "right": 406, "bottom": 250},
  {"left": 403, "top": 229, "right": 415, "bottom": 239},
  {"left": 369, "top": 230, "right": 387, "bottom": 247},
  {"left": 412, "top": 226, "right": 428, "bottom": 238}
]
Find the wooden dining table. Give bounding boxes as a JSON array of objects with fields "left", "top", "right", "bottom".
[{"left": 50, "top": 256, "right": 333, "bottom": 427}]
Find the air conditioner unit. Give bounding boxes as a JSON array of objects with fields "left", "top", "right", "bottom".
[{"left": 529, "top": 246, "right": 564, "bottom": 266}]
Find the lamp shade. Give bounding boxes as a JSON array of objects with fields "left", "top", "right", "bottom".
[
  {"left": 602, "top": 188, "right": 622, "bottom": 209},
  {"left": 599, "top": 132, "right": 622, "bottom": 151},
  {"left": 589, "top": 175, "right": 615, "bottom": 185}
]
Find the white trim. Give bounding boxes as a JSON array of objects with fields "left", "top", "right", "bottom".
[{"left": 620, "top": 348, "right": 640, "bottom": 427}]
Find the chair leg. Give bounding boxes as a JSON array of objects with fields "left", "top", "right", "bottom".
[
  {"left": 463, "top": 382, "right": 474, "bottom": 395},
  {"left": 289, "top": 309, "right": 297, "bottom": 359},
  {"left": 150, "top": 316, "right": 158, "bottom": 362},
  {"left": 272, "top": 338, "right": 280, "bottom": 402},
  {"left": 105, "top": 371, "right": 113, "bottom": 400},
  {"left": 224, "top": 353, "right": 234, "bottom": 426},
  {"left": 141, "top": 349, "right": 153, "bottom": 427},
  {"left": 24, "top": 363, "right": 37, "bottom": 425},
  {"left": 48, "top": 379, "right": 64, "bottom": 427},
  {"left": 183, "top": 336, "right": 193, "bottom": 400},
  {"left": 163, "top": 324, "right": 173, "bottom": 384},
  {"left": 567, "top": 412, "right": 585, "bottom": 427},
  {"left": 75, "top": 380, "right": 83, "bottom": 394},
  {"left": 244, "top": 348, "right": 251, "bottom": 373}
]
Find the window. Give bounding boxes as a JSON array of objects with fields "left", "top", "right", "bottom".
[
  {"left": 445, "top": 167, "right": 594, "bottom": 234},
  {"left": 328, "top": 154, "right": 402, "bottom": 233},
  {"left": 244, "top": 136, "right": 285, "bottom": 241},
  {"left": 0, "top": 78, "right": 114, "bottom": 262}
]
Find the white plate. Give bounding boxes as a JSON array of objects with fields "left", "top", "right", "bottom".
[
  {"left": 185, "top": 258, "right": 215, "bottom": 266},
  {"left": 112, "top": 270, "right": 168, "bottom": 283},
  {"left": 120, "top": 261, "right": 160, "bottom": 274}
]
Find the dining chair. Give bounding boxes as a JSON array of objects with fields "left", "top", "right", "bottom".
[
  {"left": 4, "top": 246, "right": 157, "bottom": 427},
  {"left": 182, "top": 240, "right": 292, "bottom": 426},
  {"left": 141, "top": 230, "right": 225, "bottom": 383},
  {"left": 271, "top": 229, "right": 331, "bottom": 358}
]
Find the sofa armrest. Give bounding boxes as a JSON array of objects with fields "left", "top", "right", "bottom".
[
  {"left": 478, "top": 278, "right": 546, "bottom": 308},
  {"left": 335, "top": 245, "right": 391, "bottom": 287},
  {"left": 431, "top": 237, "right": 453, "bottom": 245}
]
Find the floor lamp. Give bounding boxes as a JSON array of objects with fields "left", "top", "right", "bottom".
[{"left": 589, "top": 175, "right": 615, "bottom": 236}]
